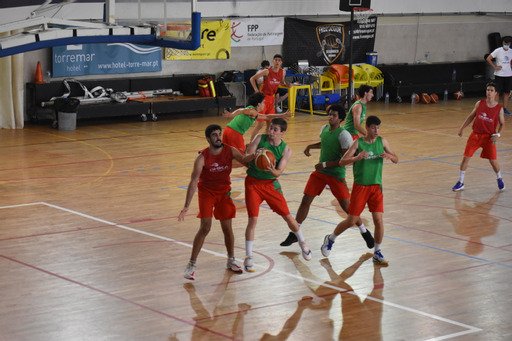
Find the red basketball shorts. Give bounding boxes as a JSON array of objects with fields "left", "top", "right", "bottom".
[
  {"left": 245, "top": 176, "right": 290, "bottom": 217},
  {"left": 197, "top": 187, "right": 236, "bottom": 220},
  {"left": 464, "top": 131, "right": 497, "bottom": 160},
  {"left": 257, "top": 95, "right": 276, "bottom": 122},
  {"left": 303, "top": 171, "right": 350, "bottom": 199},
  {"left": 222, "top": 126, "right": 246, "bottom": 153},
  {"left": 348, "top": 183, "right": 384, "bottom": 216}
]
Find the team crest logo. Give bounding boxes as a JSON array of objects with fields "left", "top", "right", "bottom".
[{"left": 316, "top": 24, "right": 345, "bottom": 64}]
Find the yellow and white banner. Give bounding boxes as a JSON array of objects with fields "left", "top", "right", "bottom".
[{"left": 164, "top": 20, "right": 231, "bottom": 60}]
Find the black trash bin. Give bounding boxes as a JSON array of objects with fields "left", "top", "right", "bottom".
[{"left": 53, "top": 97, "right": 80, "bottom": 130}]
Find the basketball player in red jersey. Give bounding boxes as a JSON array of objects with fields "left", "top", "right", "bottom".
[
  {"left": 249, "top": 54, "right": 289, "bottom": 141},
  {"left": 452, "top": 82, "right": 506, "bottom": 192},
  {"left": 179, "top": 124, "right": 256, "bottom": 280}
]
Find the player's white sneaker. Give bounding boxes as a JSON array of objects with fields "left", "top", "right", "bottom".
[
  {"left": 321, "top": 234, "right": 335, "bottom": 257},
  {"left": 184, "top": 261, "right": 196, "bottom": 280},
  {"left": 227, "top": 257, "right": 243, "bottom": 273},
  {"left": 299, "top": 241, "right": 312, "bottom": 261},
  {"left": 244, "top": 256, "right": 255, "bottom": 272},
  {"left": 373, "top": 250, "right": 389, "bottom": 266}
]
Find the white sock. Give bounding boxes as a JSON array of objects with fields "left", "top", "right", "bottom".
[
  {"left": 294, "top": 229, "right": 305, "bottom": 243},
  {"left": 358, "top": 223, "right": 367, "bottom": 233},
  {"left": 329, "top": 233, "right": 338, "bottom": 242},
  {"left": 496, "top": 171, "right": 502, "bottom": 179},
  {"left": 374, "top": 243, "right": 381, "bottom": 252},
  {"left": 245, "top": 240, "right": 253, "bottom": 257},
  {"left": 459, "top": 171, "right": 465, "bottom": 183}
]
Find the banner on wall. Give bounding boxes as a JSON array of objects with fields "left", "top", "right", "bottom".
[
  {"left": 231, "top": 17, "right": 284, "bottom": 47},
  {"left": 164, "top": 20, "right": 231, "bottom": 60},
  {"left": 282, "top": 17, "right": 377, "bottom": 66},
  {"left": 52, "top": 43, "right": 162, "bottom": 77}
]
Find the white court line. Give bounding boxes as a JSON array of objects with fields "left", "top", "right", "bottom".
[{"left": 1, "top": 202, "right": 482, "bottom": 340}]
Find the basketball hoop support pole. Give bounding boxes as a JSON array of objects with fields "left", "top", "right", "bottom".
[{"left": 347, "top": 8, "right": 355, "bottom": 108}]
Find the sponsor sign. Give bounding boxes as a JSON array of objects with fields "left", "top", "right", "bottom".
[
  {"left": 52, "top": 43, "right": 162, "bottom": 77},
  {"left": 165, "top": 20, "right": 231, "bottom": 60},
  {"left": 231, "top": 17, "right": 284, "bottom": 47}
]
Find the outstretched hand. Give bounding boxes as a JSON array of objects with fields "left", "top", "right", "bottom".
[
  {"left": 222, "top": 109, "right": 231, "bottom": 118},
  {"left": 281, "top": 110, "right": 291, "bottom": 119}
]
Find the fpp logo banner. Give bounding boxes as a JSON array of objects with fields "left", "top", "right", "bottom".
[{"left": 316, "top": 24, "right": 345, "bottom": 64}]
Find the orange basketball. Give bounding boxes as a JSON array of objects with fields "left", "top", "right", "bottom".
[
  {"left": 430, "top": 93, "right": 439, "bottom": 103},
  {"left": 255, "top": 149, "right": 276, "bottom": 170},
  {"left": 454, "top": 91, "right": 464, "bottom": 100},
  {"left": 411, "top": 93, "right": 420, "bottom": 103},
  {"left": 420, "top": 93, "right": 431, "bottom": 104}
]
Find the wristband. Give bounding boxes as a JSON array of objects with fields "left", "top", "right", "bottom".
[
  {"left": 322, "top": 162, "right": 327, "bottom": 168},
  {"left": 495, "top": 133, "right": 501, "bottom": 138}
]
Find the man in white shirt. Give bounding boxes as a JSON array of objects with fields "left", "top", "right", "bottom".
[{"left": 486, "top": 36, "right": 512, "bottom": 115}]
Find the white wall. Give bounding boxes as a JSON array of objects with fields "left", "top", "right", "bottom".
[
  {"left": 2, "top": 0, "right": 512, "bottom": 24},
  {"left": 2, "top": 1, "right": 511, "bottom": 117}
]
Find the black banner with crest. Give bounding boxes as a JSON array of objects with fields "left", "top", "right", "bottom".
[{"left": 282, "top": 17, "right": 377, "bottom": 67}]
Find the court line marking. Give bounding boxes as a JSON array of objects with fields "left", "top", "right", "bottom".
[{"left": 0, "top": 201, "right": 482, "bottom": 340}]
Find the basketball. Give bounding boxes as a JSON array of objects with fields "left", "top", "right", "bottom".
[
  {"left": 430, "top": 93, "right": 439, "bottom": 103},
  {"left": 255, "top": 149, "right": 276, "bottom": 170},
  {"left": 454, "top": 91, "right": 464, "bottom": 100},
  {"left": 420, "top": 93, "right": 431, "bottom": 104},
  {"left": 411, "top": 93, "right": 420, "bottom": 103}
]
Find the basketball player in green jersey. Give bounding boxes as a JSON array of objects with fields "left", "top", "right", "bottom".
[
  {"left": 344, "top": 85, "right": 374, "bottom": 139},
  {"left": 243, "top": 117, "right": 312, "bottom": 272},
  {"left": 222, "top": 92, "right": 289, "bottom": 153},
  {"left": 322, "top": 115, "right": 398, "bottom": 266},
  {"left": 279, "top": 104, "right": 375, "bottom": 249}
]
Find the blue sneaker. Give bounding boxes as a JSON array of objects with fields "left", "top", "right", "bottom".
[
  {"left": 452, "top": 181, "right": 464, "bottom": 191},
  {"left": 373, "top": 250, "right": 389, "bottom": 266},
  {"left": 497, "top": 178, "right": 505, "bottom": 191},
  {"left": 321, "top": 234, "right": 335, "bottom": 257}
]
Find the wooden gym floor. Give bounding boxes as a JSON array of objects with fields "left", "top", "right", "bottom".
[{"left": 0, "top": 98, "right": 511, "bottom": 340}]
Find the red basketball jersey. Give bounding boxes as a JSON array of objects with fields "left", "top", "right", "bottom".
[
  {"left": 198, "top": 147, "right": 232, "bottom": 191},
  {"left": 472, "top": 100, "right": 502, "bottom": 134},
  {"left": 261, "top": 67, "right": 284, "bottom": 96}
]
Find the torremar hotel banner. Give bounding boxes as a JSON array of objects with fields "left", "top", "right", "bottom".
[{"left": 231, "top": 17, "right": 284, "bottom": 47}]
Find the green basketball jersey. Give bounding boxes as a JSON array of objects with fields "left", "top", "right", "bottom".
[
  {"left": 319, "top": 125, "right": 347, "bottom": 179},
  {"left": 344, "top": 100, "right": 366, "bottom": 135},
  {"left": 353, "top": 136, "right": 384, "bottom": 185},
  {"left": 226, "top": 105, "right": 256, "bottom": 134},
  {"left": 247, "top": 134, "right": 287, "bottom": 180}
]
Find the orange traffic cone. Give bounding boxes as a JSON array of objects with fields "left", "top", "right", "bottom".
[{"left": 34, "top": 61, "right": 44, "bottom": 84}]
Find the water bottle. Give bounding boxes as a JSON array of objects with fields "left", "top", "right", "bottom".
[
  {"left": 384, "top": 92, "right": 389, "bottom": 104},
  {"left": 443, "top": 89, "right": 448, "bottom": 102},
  {"left": 452, "top": 69, "right": 457, "bottom": 82},
  {"left": 411, "top": 92, "right": 417, "bottom": 104}
]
